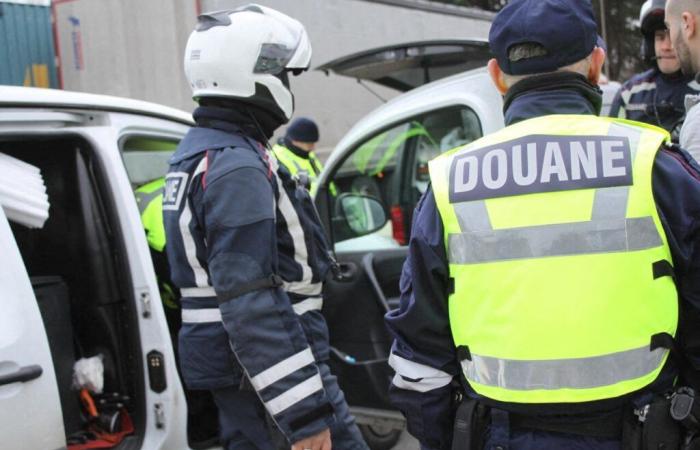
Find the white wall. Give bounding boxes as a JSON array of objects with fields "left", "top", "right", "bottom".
[
  {"left": 54, "top": 0, "right": 197, "bottom": 113},
  {"left": 54, "top": 0, "right": 492, "bottom": 156}
]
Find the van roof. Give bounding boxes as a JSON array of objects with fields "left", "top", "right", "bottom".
[{"left": 0, "top": 86, "right": 194, "bottom": 125}]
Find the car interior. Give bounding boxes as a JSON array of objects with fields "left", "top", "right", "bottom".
[
  {"left": 315, "top": 104, "right": 483, "bottom": 447},
  {"left": 3, "top": 136, "right": 145, "bottom": 449}
]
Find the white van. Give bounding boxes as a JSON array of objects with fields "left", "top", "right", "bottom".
[{"left": 0, "top": 86, "right": 205, "bottom": 450}]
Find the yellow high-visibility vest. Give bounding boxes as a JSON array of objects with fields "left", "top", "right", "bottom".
[
  {"left": 272, "top": 144, "right": 334, "bottom": 196},
  {"left": 429, "top": 115, "right": 678, "bottom": 404},
  {"left": 135, "top": 177, "right": 166, "bottom": 252}
]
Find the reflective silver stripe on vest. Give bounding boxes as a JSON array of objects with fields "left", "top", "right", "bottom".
[
  {"left": 461, "top": 345, "right": 668, "bottom": 390},
  {"left": 448, "top": 216, "right": 662, "bottom": 264},
  {"left": 448, "top": 123, "right": 662, "bottom": 264},
  {"left": 135, "top": 187, "right": 163, "bottom": 215}
]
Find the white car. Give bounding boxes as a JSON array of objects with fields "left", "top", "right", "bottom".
[
  {"left": 0, "top": 87, "right": 211, "bottom": 450},
  {"left": 312, "top": 40, "right": 620, "bottom": 449}
]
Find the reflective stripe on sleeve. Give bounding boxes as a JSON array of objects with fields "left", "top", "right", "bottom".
[
  {"left": 265, "top": 373, "right": 324, "bottom": 416},
  {"left": 462, "top": 345, "right": 668, "bottom": 390},
  {"left": 180, "top": 286, "right": 216, "bottom": 297},
  {"left": 270, "top": 155, "right": 318, "bottom": 295},
  {"left": 284, "top": 281, "right": 323, "bottom": 296},
  {"left": 292, "top": 297, "right": 323, "bottom": 315},
  {"left": 388, "top": 353, "right": 453, "bottom": 393},
  {"left": 250, "top": 348, "right": 316, "bottom": 391},
  {"left": 181, "top": 308, "right": 221, "bottom": 323},
  {"left": 179, "top": 157, "right": 209, "bottom": 287}
]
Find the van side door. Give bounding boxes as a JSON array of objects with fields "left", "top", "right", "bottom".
[{"left": 0, "top": 205, "right": 65, "bottom": 449}]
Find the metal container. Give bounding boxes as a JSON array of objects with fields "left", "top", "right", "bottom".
[{"left": 0, "top": 1, "right": 58, "bottom": 88}]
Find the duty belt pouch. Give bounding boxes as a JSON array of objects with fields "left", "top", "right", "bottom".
[
  {"left": 452, "top": 397, "right": 487, "bottom": 450},
  {"left": 622, "top": 409, "right": 643, "bottom": 450},
  {"left": 643, "top": 396, "right": 682, "bottom": 450}
]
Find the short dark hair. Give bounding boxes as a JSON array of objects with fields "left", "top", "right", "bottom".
[{"left": 508, "top": 43, "right": 549, "bottom": 62}]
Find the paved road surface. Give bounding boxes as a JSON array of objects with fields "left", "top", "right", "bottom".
[{"left": 393, "top": 431, "right": 419, "bottom": 450}]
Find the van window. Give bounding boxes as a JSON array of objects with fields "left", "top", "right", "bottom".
[
  {"left": 330, "top": 105, "right": 482, "bottom": 251},
  {"left": 121, "top": 136, "right": 178, "bottom": 187}
]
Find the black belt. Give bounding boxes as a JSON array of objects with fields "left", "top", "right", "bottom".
[{"left": 509, "top": 408, "right": 623, "bottom": 439}]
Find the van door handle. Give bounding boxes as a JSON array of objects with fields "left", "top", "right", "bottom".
[{"left": 0, "top": 364, "right": 43, "bottom": 386}]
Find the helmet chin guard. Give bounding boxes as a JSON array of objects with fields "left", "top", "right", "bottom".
[{"left": 184, "top": 4, "right": 312, "bottom": 122}]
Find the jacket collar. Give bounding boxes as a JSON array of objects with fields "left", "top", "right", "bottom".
[
  {"left": 169, "top": 127, "right": 258, "bottom": 164},
  {"left": 503, "top": 72, "right": 602, "bottom": 126}
]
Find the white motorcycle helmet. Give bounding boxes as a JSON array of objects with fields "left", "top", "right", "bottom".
[{"left": 184, "top": 4, "right": 312, "bottom": 123}]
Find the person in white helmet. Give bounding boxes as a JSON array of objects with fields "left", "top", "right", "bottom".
[
  {"left": 163, "top": 5, "right": 368, "bottom": 450},
  {"left": 609, "top": 0, "right": 700, "bottom": 140}
]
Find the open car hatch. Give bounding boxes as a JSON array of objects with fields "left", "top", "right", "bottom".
[{"left": 317, "top": 39, "right": 491, "bottom": 92}]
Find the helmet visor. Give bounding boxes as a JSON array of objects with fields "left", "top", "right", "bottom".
[{"left": 254, "top": 43, "right": 297, "bottom": 75}]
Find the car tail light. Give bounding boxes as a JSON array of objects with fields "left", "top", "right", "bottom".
[{"left": 390, "top": 205, "right": 407, "bottom": 245}]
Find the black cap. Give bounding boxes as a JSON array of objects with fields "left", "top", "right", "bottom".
[
  {"left": 285, "top": 117, "right": 319, "bottom": 143},
  {"left": 489, "top": 0, "right": 599, "bottom": 75}
]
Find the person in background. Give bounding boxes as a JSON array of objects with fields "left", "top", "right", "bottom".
[
  {"left": 273, "top": 117, "right": 335, "bottom": 196},
  {"left": 666, "top": 0, "right": 700, "bottom": 161},
  {"left": 609, "top": 0, "right": 700, "bottom": 140}
]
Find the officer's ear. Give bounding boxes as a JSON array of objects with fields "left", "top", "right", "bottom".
[
  {"left": 681, "top": 11, "right": 697, "bottom": 40},
  {"left": 487, "top": 58, "right": 509, "bottom": 95},
  {"left": 587, "top": 47, "right": 606, "bottom": 86}
]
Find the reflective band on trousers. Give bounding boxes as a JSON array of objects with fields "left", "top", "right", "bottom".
[
  {"left": 448, "top": 216, "right": 662, "bottom": 264},
  {"left": 462, "top": 345, "right": 668, "bottom": 390}
]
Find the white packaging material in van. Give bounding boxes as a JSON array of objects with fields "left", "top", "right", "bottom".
[
  {"left": 72, "top": 354, "right": 105, "bottom": 393},
  {"left": 0, "top": 152, "right": 50, "bottom": 228}
]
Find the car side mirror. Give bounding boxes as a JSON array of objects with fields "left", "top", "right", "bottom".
[{"left": 337, "top": 193, "right": 387, "bottom": 237}]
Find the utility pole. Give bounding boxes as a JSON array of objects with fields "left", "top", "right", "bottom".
[{"left": 599, "top": 0, "right": 610, "bottom": 78}]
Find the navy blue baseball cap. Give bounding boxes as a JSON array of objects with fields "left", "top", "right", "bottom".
[
  {"left": 489, "top": 0, "right": 599, "bottom": 75},
  {"left": 286, "top": 117, "right": 319, "bottom": 142}
]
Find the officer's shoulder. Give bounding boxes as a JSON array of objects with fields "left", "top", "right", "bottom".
[
  {"left": 656, "top": 144, "right": 700, "bottom": 181},
  {"left": 205, "top": 145, "right": 268, "bottom": 184},
  {"left": 621, "top": 69, "right": 657, "bottom": 90}
]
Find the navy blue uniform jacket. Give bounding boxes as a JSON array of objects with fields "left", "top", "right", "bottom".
[
  {"left": 163, "top": 109, "right": 335, "bottom": 443},
  {"left": 385, "top": 86, "right": 700, "bottom": 450}
]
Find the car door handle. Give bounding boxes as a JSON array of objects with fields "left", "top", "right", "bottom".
[
  {"left": 0, "top": 364, "right": 43, "bottom": 386},
  {"left": 334, "top": 261, "right": 358, "bottom": 282},
  {"left": 362, "top": 253, "right": 391, "bottom": 313}
]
